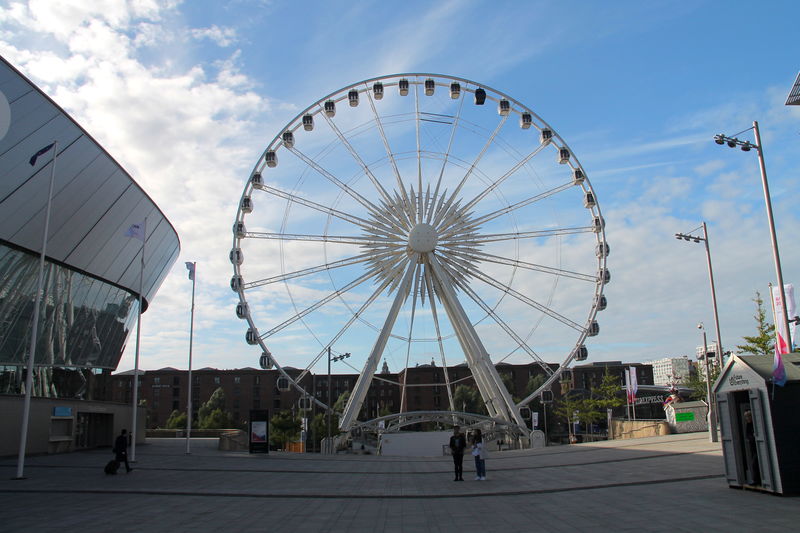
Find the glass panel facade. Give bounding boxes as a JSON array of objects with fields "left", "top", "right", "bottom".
[{"left": 0, "top": 243, "right": 139, "bottom": 378}]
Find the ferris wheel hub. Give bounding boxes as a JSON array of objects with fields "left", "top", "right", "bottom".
[{"left": 408, "top": 223, "right": 438, "bottom": 253}]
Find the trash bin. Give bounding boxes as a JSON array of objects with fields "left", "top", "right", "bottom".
[{"left": 714, "top": 353, "right": 800, "bottom": 494}]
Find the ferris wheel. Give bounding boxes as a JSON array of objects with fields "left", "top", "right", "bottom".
[{"left": 231, "top": 74, "right": 608, "bottom": 431}]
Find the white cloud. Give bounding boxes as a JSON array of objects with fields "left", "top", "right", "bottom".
[{"left": 190, "top": 25, "right": 237, "bottom": 47}]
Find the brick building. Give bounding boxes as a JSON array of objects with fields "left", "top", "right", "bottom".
[{"left": 108, "top": 360, "right": 651, "bottom": 429}]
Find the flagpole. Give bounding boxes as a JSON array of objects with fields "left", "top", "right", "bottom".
[
  {"left": 186, "top": 262, "right": 196, "bottom": 455},
  {"left": 15, "top": 141, "right": 57, "bottom": 480},
  {"left": 130, "top": 217, "right": 146, "bottom": 463}
]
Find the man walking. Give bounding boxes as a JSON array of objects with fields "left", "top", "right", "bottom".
[
  {"left": 449, "top": 425, "right": 467, "bottom": 481},
  {"left": 113, "top": 429, "right": 133, "bottom": 473}
]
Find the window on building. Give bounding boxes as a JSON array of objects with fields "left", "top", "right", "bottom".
[
  {"left": 193, "top": 375, "right": 200, "bottom": 385},
  {"left": 253, "top": 386, "right": 260, "bottom": 396},
  {"left": 233, "top": 398, "right": 240, "bottom": 408},
  {"left": 154, "top": 377, "right": 160, "bottom": 385},
  {"left": 253, "top": 398, "right": 260, "bottom": 408},
  {"left": 172, "top": 400, "right": 179, "bottom": 410},
  {"left": 255, "top": 376, "right": 261, "bottom": 385},
  {"left": 173, "top": 387, "right": 180, "bottom": 398},
  {"left": 214, "top": 376, "right": 220, "bottom": 385},
  {"left": 234, "top": 376, "right": 241, "bottom": 384},
  {"left": 173, "top": 376, "right": 180, "bottom": 385},
  {"left": 273, "top": 399, "right": 280, "bottom": 409}
]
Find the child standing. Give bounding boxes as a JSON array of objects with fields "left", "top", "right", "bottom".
[{"left": 471, "top": 428, "right": 487, "bottom": 480}]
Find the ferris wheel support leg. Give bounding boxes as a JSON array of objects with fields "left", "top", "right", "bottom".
[
  {"left": 428, "top": 256, "right": 525, "bottom": 427},
  {"left": 339, "top": 261, "right": 417, "bottom": 431}
]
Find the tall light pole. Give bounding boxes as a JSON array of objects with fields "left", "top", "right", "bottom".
[
  {"left": 698, "top": 323, "right": 718, "bottom": 443},
  {"left": 714, "top": 123, "right": 792, "bottom": 351},
  {"left": 326, "top": 348, "right": 350, "bottom": 454},
  {"left": 675, "top": 222, "right": 724, "bottom": 369}
]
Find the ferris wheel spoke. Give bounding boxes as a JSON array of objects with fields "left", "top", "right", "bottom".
[
  {"left": 245, "top": 231, "right": 396, "bottom": 246},
  {"left": 255, "top": 182, "right": 376, "bottom": 232},
  {"left": 294, "top": 273, "right": 397, "bottom": 386},
  {"left": 439, "top": 258, "right": 553, "bottom": 374},
  {"left": 400, "top": 262, "right": 422, "bottom": 413},
  {"left": 340, "top": 258, "right": 418, "bottom": 430},
  {"left": 428, "top": 93, "right": 466, "bottom": 224},
  {"left": 414, "top": 80, "right": 423, "bottom": 224},
  {"left": 423, "top": 269, "right": 456, "bottom": 411},
  {"left": 365, "top": 88, "right": 413, "bottom": 214},
  {"left": 468, "top": 267, "right": 584, "bottom": 332},
  {"left": 447, "top": 248, "right": 597, "bottom": 282},
  {"left": 433, "top": 113, "right": 509, "bottom": 228},
  {"left": 437, "top": 145, "right": 549, "bottom": 237},
  {"left": 461, "top": 226, "right": 595, "bottom": 245},
  {"left": 259, "top": 270, "right": 374, "bottom": 340},
  {"left": 318, "top": 106, "right": 394, "bottom": 207},
  {"left": 469, "top": 181, "right": 576, "bottom": 227},
  {"left": 284, "top": 145, "right": 383, "bottom": 216},
  {"left": 243, "top": 252, "right": 375, "bottom": 290}
]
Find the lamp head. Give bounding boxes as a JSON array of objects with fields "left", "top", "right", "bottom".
[
  {"left": 727, "top": 138, "right": 737, "bottom": 148},
  {"left": 714, "top": 135, "right": 725, "bottom": 145},
  {"left": 741, "top": 142, "right": 751, "bottom": 152},
  {"left": 697, "top": 323, "right": 704, "bottom": 330}
]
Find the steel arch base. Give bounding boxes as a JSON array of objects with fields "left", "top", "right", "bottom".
[{"left": 350, "top": 410, "right": 530, "bottom": 447}]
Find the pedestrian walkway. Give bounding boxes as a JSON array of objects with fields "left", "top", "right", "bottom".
[{"left": 1, "top": 433, "right": 795, "bottom": 532}]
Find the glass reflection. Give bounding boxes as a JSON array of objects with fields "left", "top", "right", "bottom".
[{"left": 0, "top": 243, "right": 139, "bottom": 396}]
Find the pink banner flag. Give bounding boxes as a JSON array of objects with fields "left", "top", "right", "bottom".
[{"left": 771, "top": 284, "right": 794, "bottom": 387}]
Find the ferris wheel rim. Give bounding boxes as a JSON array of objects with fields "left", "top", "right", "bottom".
[{"left": 231, "top": 73, "right": 608, "bottom": 416}]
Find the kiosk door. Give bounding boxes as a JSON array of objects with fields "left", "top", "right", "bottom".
[
  {"left": 717, "top": 393, "right": 743, "bottom": 485},
  {"left": 749, "top": 389, "right": 775, "bottom": 492}
]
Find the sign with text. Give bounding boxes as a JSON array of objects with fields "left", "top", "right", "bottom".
[{"left": 249, "top": 409, "right": 269, "bottom": 454}]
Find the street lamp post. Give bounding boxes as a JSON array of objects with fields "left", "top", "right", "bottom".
[
  {"left": 675, "top": 222, "right": 724, "bottom": 369},
  {"left": 714, "top": 122, "right": 792, "bottom": 351},
  {"left": 698, "top": 323, "right": 719, "bottom": 443},
  {"left": 326, "top": 348, "right": 350, "bottom": 454}
]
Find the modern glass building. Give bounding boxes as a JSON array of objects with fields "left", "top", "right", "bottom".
[{"left": 0, "top": 55, "right": 180, "bottom": 399}]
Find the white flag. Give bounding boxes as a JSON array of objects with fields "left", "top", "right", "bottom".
[
  {"left": 629, "top": 367, "right": 638, "bottom": 401},
  {"left": 124, "top": 221, "right": 145, "bottom": 241}
]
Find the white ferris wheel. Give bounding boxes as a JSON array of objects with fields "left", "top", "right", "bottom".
[{"left": 231, "top": 74, "right": 608, "bottom": 432}]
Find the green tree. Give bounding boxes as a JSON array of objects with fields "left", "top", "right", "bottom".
[
  {"left": 553, "top": 393, "right": 593, "bottom": 436},
  {"left": 499, "top": 372, "right": 517, "bottom": 401},
  {"left": 270, "top": 410, "right": 301, "bottom": 450},
  {"left": 453, "top": 385, "right": 486, "bottom": 415},
  {"left": 525, "top": 374, "right": 546, "bottom": 397},
  {"left": 165, "top": 409, "right": 187, "bottom": 429},
  {"left": 685, "top": 365, "right": 721, "bottom": 402},
  {"left": 197, "top": 387, "right": 233, "bottom": 429},
  {"left": 592, "top": 369, "right": 624, "bottom": 412},
  {"left": 310, "top": 391, "right": 351, "bottom": 450},
  {"left": 737, "top": 291, "right": 775, "bottom": 355}
]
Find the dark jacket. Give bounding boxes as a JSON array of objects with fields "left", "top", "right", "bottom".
[
  {"left": 449, "top": 434, "right": 467, "bottom": 455},
  {"left": 114, "top": 434, "right": 128, "bottom": 460}
]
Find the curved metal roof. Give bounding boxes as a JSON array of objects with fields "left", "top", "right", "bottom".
[{"left": 0, "top": 55, "right": 179, "bottom": 309}]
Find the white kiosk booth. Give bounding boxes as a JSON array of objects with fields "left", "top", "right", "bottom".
[{"left": 714, "top": 353, "right": 800, "bottom": 495}]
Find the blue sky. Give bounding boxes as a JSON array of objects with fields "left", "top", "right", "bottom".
[{"left": 1, "top": 0, "right": 799, "bottom": 377}]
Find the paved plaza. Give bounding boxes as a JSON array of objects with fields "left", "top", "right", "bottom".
[{"left": 1, "top": 433, "right": 796, "bottom": 532}]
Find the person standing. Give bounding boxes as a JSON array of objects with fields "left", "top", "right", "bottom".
[
  {"left": 449, "top": 425, "right": 467, "bottom": 481},
  {"left": 114, "top": 429, "right": 133, "bottom": 473},
  {"left": 471, "top": 428, "right": 487, "bottom": 480}
]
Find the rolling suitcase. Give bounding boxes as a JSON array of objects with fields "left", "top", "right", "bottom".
[{"left": 104, "top": 459, "right": 120, "bottom": 475}]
